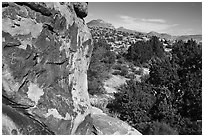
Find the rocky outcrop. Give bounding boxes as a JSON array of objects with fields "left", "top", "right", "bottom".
[
  {"left": 2, "top": 2, "right": 142, "bottom": 135},
  {"left": 2, "top": 95, "right": 54, "bottom": 135},
  {"left": 73, "top": 2, "right": 88, "bottom": 19},
  {"left": 2, "top": 2, "right": 93, "bottom": 135},
  {"left": 91, "top": 106, "right": 106, "bottom": 115},
  {"left": 92, "top": 114, "right": 142, "bottom": 135}
]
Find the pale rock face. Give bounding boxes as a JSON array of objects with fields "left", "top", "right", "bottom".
[
  {"left": 2, "top": 2, "right": 142, "bottom": 135},
  {"left": 2, "top": 2, "right": 93, "bottom": 135},
  {"left": 92, "top": 114, "right": 142, "bottom": 135},
  {"left": 91, "top": 106, "right": 106, "bottom": 115},
  {"left": 2, "top": 114, "right": 21, "bottom": 135}
]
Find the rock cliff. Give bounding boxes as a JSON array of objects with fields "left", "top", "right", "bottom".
[
  {"left": 2, "top": 2, "right": 141, "bottom": 135},
  {"left": 2, "top": 2, "right": 93, "bottom": 135}
]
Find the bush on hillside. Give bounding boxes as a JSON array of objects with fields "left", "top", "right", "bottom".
[
  {"left": 88, "top": 79, "right": 106, "bottom": 95},
  {"left": 144, "top": 121, "right": 178, "bottom": 135},
  {"left": 107, "top": 39, "right": 202, "bottom": 134},
  {"left": 112, "top": 64, "right": 128, "bottom": 76},
  {"left": 107, "top": 80, "right": 155, "bottom": 130},
  {"left": 88, "top": 39, "right": 116, "bottom": 95},
  {"left": 112, "top": 64, "right": 123, "bottom": 70},
  {"left": 125, "top": 36, "right": 164, "bottom": 65}
]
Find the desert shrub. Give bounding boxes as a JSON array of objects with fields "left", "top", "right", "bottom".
[
  {"left": 150, "top": 36, "right": 165, "bottom": 58},
  {"left": 107, "top": 80, "right": 155, "bottom": 130},
  {"left": 112, "top": 65, "right": 128, "bottom": 76},
  {"left": 125, "top": 36, "right": 165, "bottom": 65},
  {"left": 144, "top": 121, "right": 178, "bottom": 135},
  {"left": 125, "top": 73, "right": 135, "bottom": 79},
  {"left": 141, "top": 63, "right": 150, "bottom": 68},
  {"left": 117, "top": 57, "right": 125, "bottom": 64},
  {"left": 101, "top": 50, "right": 116, "bottom": 65},
  {"left": 171, "top": 39, "right": 202, "bottom": 121},
  {"left": 115, "top": 53, "right": 122, "bottom": 59},
  {"left": 147, "top": 57, "right": 179, "bottom": 88},
  {"left": 112, "top": 64, "right": 122, "bottom": 70},
  {"left": 112, "top": 70, "right": 121, "bottom": 76},
  {"left": 107, "top": 39, "right": 202, "bottom": 135},
  {"left": 119, "top": 66, "right": 129, "bottom": 76},
  {"left": 133, "top": 68, "right": 143, "bottom": 75},
  {"left": 140, "top": 74, "right": 150, "bottom": 82},
  {"left": 91, "top": 98, "right": 109, "bottom": 111},
  {"left": 178, "top": 118, "right": 202, "bottom": 135},
  {"left": 147, "top": 40, "right": 202, "bottom": 134},
  {"left": 126, "top": 40, "right": 152, "bottom": 65},
  {"left": 88, "top": 79, "right": 106, "bottom": 95},
  {"left": 88, "top": 39, "right": 116, "bottom": 95}
]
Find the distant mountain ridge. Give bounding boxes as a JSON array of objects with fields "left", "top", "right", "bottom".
[
  {"left": 87, "top": 19, "right": 202, "bottom": 42},
  {"left": 116, "top": 27, "right": 146, "bottom": 36},
  {"left": 175, "top": 35, "right": 202, "bottom": 42},
  {"left": 146, "top": 31, "right": 174, "bottom": 40},
  {"left": 117, "top": 27, "right": 137, "bottom": 34},
  {"left": 87, "top": 19, "right": 115, "bottom": 29},
  {"left": 146, "top": 31, "right": 202, "bottom": 42}
]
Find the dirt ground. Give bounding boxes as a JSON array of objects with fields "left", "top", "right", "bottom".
[{"left": 103, "top": 75, "right": 129, "bottom": 93}]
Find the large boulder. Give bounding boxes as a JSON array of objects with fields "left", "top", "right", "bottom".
[
  {"left": 92, "top": 114, "right": 142, "bottom": 135},
  {"left": 2, "top": 2, "right": 93, "bottom": 135},
  {"left": 91, "top": 106, "right": 106, "bottom": 115},
  {"left": 2, "top": 95, "right": 54, "bottom": 135},
  {"left": 73, "top": 2, "right": 88, "bottom": 19},
  {"left": 2, "top": 2, "right": 142, "bottom": 135}
]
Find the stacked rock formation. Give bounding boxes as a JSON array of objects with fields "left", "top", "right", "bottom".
[
  {"left": 2, "top": 2, "right": 142, "bottom": 135},
  {"left": 73, "top": 2, "right": 88, "bottom": 19}
]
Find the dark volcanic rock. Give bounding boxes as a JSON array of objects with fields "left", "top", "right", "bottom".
[
  {"left": 2, "top": 2, "right": 93, "bottom": 135},
  {"left": 73, "top": 2, "right": 88, "bottom": 19}
]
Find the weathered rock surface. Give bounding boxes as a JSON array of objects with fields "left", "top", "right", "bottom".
[
  {"left": 2, "top": 95, "right": 54, "bottom": 135},
  {"left": 92, "top": 114, "right": 142, "bottom": 135},
  {"left": 2, "top": 2, "right": 93, "bottom": 135},
  {"left": 91, "top": 106, "right": 106, "bottom": 115},
  {"left": 2, "top": 2, "right": 142, "bottom": 135},
  {"left": 73, "top": 2, "right": 88, "bottom": 19}
]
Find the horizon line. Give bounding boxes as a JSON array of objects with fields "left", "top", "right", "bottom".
[{"left": 86, "top": 19, "right": 202, "bottom": 36}]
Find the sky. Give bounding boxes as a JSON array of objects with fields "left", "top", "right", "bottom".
[{"left": 85, "top": 2, "right": 202, "bottom": 36}]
